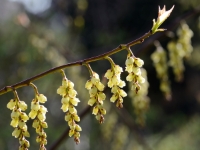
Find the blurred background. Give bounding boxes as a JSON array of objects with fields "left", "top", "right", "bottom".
[{"left": 0, "top": 0, "right": 200, "bottom": 150}]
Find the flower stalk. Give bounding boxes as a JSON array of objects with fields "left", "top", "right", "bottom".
[
  {"left": 7, "top": 89, "right": 30, "bottom": 150},
  {"left": 29, "top": 83, "right": 48, "bottom": 150},
  {"left": 85, "top": 63, "right": 106, "bottom": 123}
]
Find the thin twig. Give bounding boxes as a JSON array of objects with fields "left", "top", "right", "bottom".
[{"left": 0, "top": 31, "right": 151, "bottom": 96}]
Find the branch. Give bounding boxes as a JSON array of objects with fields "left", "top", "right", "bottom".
[{"left": 0, "top": 30, "right": 152, "bottom": 96}]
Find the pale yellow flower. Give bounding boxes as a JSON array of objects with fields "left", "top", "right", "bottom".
[{"left": 7, "top": 99, "right": 16, "bottom": 110}]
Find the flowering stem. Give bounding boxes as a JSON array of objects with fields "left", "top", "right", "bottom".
[
  {"left": 105, "top": 56, "right": 116, "bottom": 68},
  {"left": 29, "top": 83, "right": 39, "bottom": 95},
  {"left": 12, "top": 89, "right": 20, "bottom": 101},
  {"left": 59, "top": 69, "right": 66, "bottom": 78},
  {"left": 0, "top": 30, "right": 152, "bottom": 96},
  {"left": 126, "top": 46, "right": 135, "bottom": 58},
  {"left": 84, "top": 63, "right": 93, "bottom": 76}
]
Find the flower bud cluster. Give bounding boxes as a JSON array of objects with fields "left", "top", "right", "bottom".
[
  {"left": 125, "top": 56, "right": 145, "bottom": 94},
  {"left": 29, "top": 94, "right": 48, "bottom": 150},
  {"left": 85, "top": 72, "right": 106, "bottom": 123},
  {"left": 177, "top": 22, "right": 193, "bottom": 58},
  {"left": 129, "top": 68, "right": 150, "bottom": 126},
  {"left": 151, "top": 45, "right": 171, "bottom": 99},
  {"left": 7, "top": 97, "right": 30, "bottom": 150},
  {"left": 168, "top": 22, "right": 193, "bottom": 82},
  {"left": 167, "top": 41, "right": 185, "bottom": 81},
  {"left": 57, "top": 77, "right": 81, "bottom": 144},
  {"left": 105, "top": 64, "right": 127, "bottom": 108}
]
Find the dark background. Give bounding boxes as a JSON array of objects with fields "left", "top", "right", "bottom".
[{"left": 0, "top": 0, "right": 200, "bottom": 149}]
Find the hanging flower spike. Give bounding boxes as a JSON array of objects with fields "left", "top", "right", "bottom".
[
  {"left": 125, "top": 55, "right": 145, "bottom": 94},
  {"left": 151, "top": 5, "right": 174, "bottom": 34},
  {"left": 7, "top": 89, "right": 30, "bottom": 150},
  {"left": 151, "top": 42, "right": 171, "bottom": 100},
  {"left": 57, "top": 70, "right": 81, "bottom": 144},
  {"left": 28, "top": 83, "right": 48, "bottom": 150},
  {"left": 177, "top": 21, "right": 193, "bottom": 58},
  {"left": 167, "top": 41, "right": 185, "bottom": 82},
  {"left": 105, "top": 57, "right": 127, "bottom": 108},
  {"left": 167, "top": 22, "right": 193, "bottom": 82},
  {"left": 85, "top": 71, "right": 106, "bottom": 123},
  {"left": 129, "top": 68, "right": 150, "bottom": 126}
]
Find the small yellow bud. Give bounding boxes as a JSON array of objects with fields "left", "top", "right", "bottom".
[
  {"left": 114, "top": 65, "right": 123, "bottom": 74},
  {"left": 96, "top": 82, "right": 104, "bottom": 91},
  {"left": 85, "top": 80, "right": 93, "bottom": 89},
  {"left": 125, "top": 57, "right": 134, "bottom": 66},
  {"left": 126, "top": 74, "right": 134, "bottom": 82},
  {"left": 7, "top": 99, "right": 16, "bottom": 110},
  {"left": 107, "top": 80, "right": 114, "bottom": 88},
  {"left": 74, "top": 114, "right": 80, "bottom": 122},
  {"left": 12, "top": 128, "right": 21, "bottom": 138},
  {"left": 37, "top": 94, "right": 47, "bottom": 103},
  {"left": 18, "top": 101, "right": 27, "bottom": 111},
  {"left": 88, "top": 97, "right": 96, "bottom": 106},
  {"left": 64, "top": 115, "right": 70, "bottom": 122},
  {"left": 111, "top": 86, "right": 118, "bottom": 93},
  {"left": 39, "top": 105, "right": 48, "bottom": 113},
  {"left": 137, "top": 75, "right": 145, "bottom": 83},
  {"left": 125, "top": 66, "right": 133, "bottom": 73},
  {"left": 105, "top": 69, "right": 113, "bottom": 79},
  {"left": 31, "top": 102, "right": 40, "bottom": 111},
  {"left": 132, "top": 67, "right": 141, "bottom": 75},
  {"left": 134, "top": 58, "right": 144, "bottom": 67},
  {"left": 110, "top": 94, "right": 118, "bottom": 103},
  {"left": 98, "top": 92, "right": 106, "bottom": 101},
  {"left": 119, "top": 89, "right": 127, "bottom": 97},
  {"left": 62, "top": 78, "right": 68, "bottom": 86},
  {"left": 100, "top": 108, "right": 106, "bottom": 115},
  {"left": 20, "top": 112, "right": 29, "bottom": 121},
  {"left": 118, "top": 80, "right": 126, "bottom": 88},
  {"left": 74, "top": 132, "right": 80, "bottom": 138},
  {"left": 61, "top": 103, "right": 69, "bottom": 112},
  {"left": 23, "top": 130, "right": 30, "bottom": 137},
  {"left": 91, "top": 76, "right": 100, "bottom": 84},
  {"left": 18, "top": 120, "right": 26, "bottom": 129},
  {"left": 112, "top": 75, "right": 121, "bottom": 85},
  {"left": 10, "top": 118, "right": 19, "bottom": 127},
  {"left": 89, "top": 87, "right": 97, "bottom": 96},
  {"left": 23, "top": 139, "right": 30, "bottom": 147},
  {"left": 11, "top": 110, "right": 20, "bottom": 119},
  {"left": 33, "top": 119, "right": 40, "bottom": 128},
  {"left": 68, "top": 80, "right": 74, "bottom": 88},
  {"left": 92, "top": 106, "right": 99, "bottom": 115},
  {"left": 29, "top": 110, "right": 37, "bottom": 119},
  {"left": 41, "top": 122, "right": 48, "bottom": 128},
  {"left": 75, "top": 124, "right": 82, "bottom": 131},
  {"left": 61, "top": 97, "right": 69, "bottom": 104},
  {"left": 69, "top": 129, "right": 75, "bottom": 137},
  {"left": 36, "top": 136, "right": 41, "bottom": 142},
  {"left": 36, "top": 126, "right": 41, "bottom": 134},
  {"left": 38, "top": 112, "right": 46, "bottom": 122},
  {"left": 57, "top": 86, "right": 66, "bottom": 96},
  {"left": 69, "top": 105, "right": 76, "bottom": 114},
  {"left": 68, "top": 89, "right": 77, "bottom": 98},
  {"left": 70, "top": 98, "right": 80, "bottom": 106}
]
